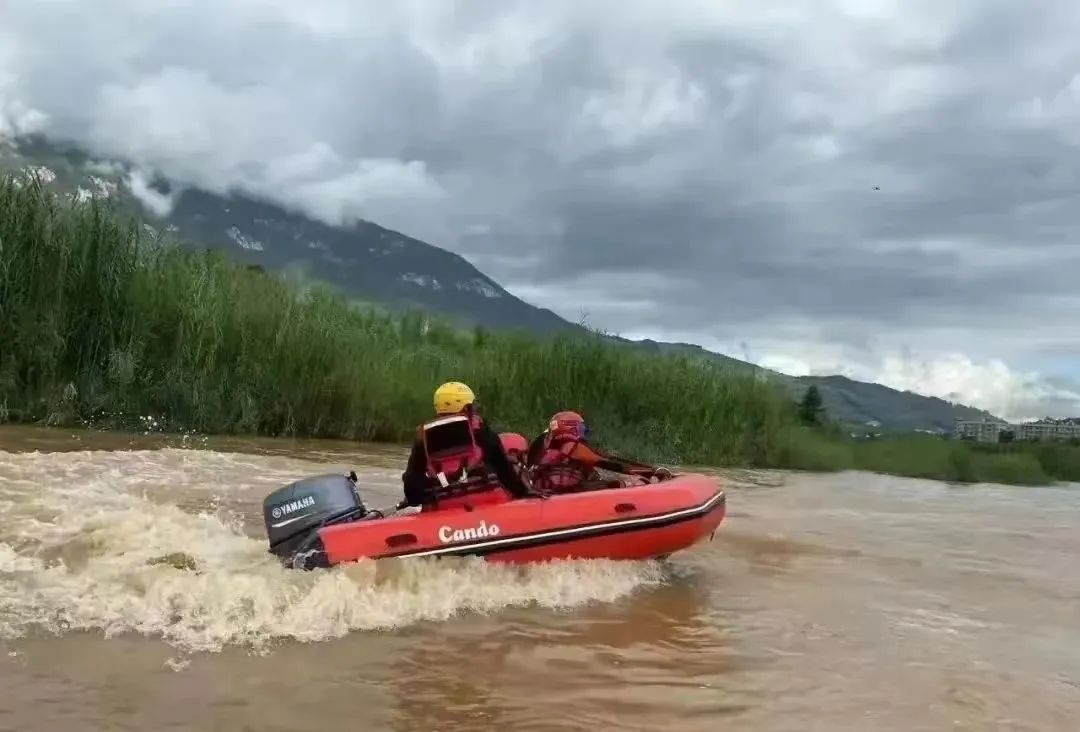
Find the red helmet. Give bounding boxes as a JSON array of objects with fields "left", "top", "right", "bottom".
[
  {"left": 548, "top": 411, "right": 588, "bottom": 440},
  {"left": 499, "top": 432, "right": 528, "bottom": 460}
]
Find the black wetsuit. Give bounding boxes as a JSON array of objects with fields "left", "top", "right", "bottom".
[{"left": 401, "top": 421, "right": 531, "bottom": 506}]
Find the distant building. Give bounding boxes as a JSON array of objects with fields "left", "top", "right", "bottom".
[
  {"left": 955, "top": 418, "right": 1080, "bottom": 443},
  {"left": 954, "top": 418, "right": 1007, "bottom": 443},
  {"left": 1012, "top": 420, "right": 1080, "bottom": 442}
]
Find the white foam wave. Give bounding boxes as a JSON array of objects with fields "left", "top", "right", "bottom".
[{"left": 0, "top": 448, "right": 667, "bottom": 653}]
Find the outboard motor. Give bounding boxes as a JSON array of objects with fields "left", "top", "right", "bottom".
[{"left": 263, "top": 472, "right": 367, "bottom": 567}]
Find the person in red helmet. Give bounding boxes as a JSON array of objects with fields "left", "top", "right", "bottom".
[{"left": 525, "top": 410, "right": 670, "bottom": 493}]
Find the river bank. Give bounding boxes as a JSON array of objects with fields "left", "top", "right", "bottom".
[{"left": 3, "top": 176, "right": 1079, "bottom": 487}]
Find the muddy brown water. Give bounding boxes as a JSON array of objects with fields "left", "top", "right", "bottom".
[{"left": 0, "top": 425, "right": 1078, "bottom": 731}]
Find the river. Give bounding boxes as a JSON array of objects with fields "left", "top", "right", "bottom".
[{"left": 0, "top": 425, "right": 1078, "bottom": 731}]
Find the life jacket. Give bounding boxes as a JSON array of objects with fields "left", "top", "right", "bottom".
[
  {"left": 419, "top": 414, "right": 488, "bottom": 490},
  {"left": 531, "top": 435, "right": 595, "bottom": 493},
  {"left": 417, "top": 414, "right": 504, "bottom": 509}
]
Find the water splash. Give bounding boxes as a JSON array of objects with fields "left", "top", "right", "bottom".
[{"left": 0, "top": 447, "right": 667, "bottom": 653}]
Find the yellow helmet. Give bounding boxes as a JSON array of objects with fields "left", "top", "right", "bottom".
[{"left": 433, "top": 381, "right": 475, "bottom": 415}]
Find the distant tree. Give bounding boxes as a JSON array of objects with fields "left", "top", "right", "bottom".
[
  {"left": 998, "top": 430, "right": 1015, "bottom": 444},
  {"left": 797, "top": 385, "right": 826, "bottom": 427}
]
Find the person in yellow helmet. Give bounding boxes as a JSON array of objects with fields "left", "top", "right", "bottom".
[{"left": 400, "top": 381, "right": 537, "bottom": 507}]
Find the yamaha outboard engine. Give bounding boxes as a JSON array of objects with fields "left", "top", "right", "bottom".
[{"left": 263, "top": 472, "right": 367, "bottom": 568}]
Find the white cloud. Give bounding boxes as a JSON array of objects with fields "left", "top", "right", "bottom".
[
  {"left": 126, "top": 169, "right": 179, "bottom": 217},
  {"left": 0, "top": 99, "right": 47, "bottom": 139},
  {"left": 78, "top": 66, "right": 447, "bottom": 230},
  {"left": 871, "top": 352, "right": 1080, "bottom": 423},
  {"left": 752, "top": 346, "right": 1080, "bottom": 422},
  {"left": 613, "top": 322, "right": 1080, "bottom": 420},
  {"left": 0, "top": 38, "right": 46, "bottom": 138}
]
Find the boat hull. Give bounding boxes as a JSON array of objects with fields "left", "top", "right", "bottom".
[{"left": 315, "top": 473, "right": 726, "bottom": 565}]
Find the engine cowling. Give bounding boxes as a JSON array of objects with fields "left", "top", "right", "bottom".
[{"left": 263, "top": 473, "right": 367, "bottom": 563}]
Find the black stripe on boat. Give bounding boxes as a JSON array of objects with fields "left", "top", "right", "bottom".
[{"left": 383, "top": 490, "right": 726, "bottom": 559}]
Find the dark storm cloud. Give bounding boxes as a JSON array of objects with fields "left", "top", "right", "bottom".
[{"left": 3, "top": 0, "right": 1080, "bottom": 416}]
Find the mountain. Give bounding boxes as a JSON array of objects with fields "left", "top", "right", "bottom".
[
  {"left": 2, "top": 136, "right": 578, "bottom": 336},
  {"left": 605, "top": 337, "right": 997, "bottom": 432},
  {"left": 0, "top": 135, "right": 1002, "bottom": 433},
  {"left": 790, "top": 375, "right": 995, "bottom": 433}
]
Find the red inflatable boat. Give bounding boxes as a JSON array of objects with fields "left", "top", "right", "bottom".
[{"left": 262, "top": 471, "right": 726, "bottom": 569}]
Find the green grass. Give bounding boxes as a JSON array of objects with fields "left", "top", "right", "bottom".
[{"left": 2, "top": 172, "right": 1078, "bottom": 487}]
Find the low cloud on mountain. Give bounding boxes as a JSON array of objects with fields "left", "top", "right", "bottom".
[{"left": 2, "top": 0, "right": 1079, "bottom": 415}]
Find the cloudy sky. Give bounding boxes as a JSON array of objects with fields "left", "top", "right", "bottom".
[{"left": 3, "top": 0, "right": 1080, "bottom": 420}]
